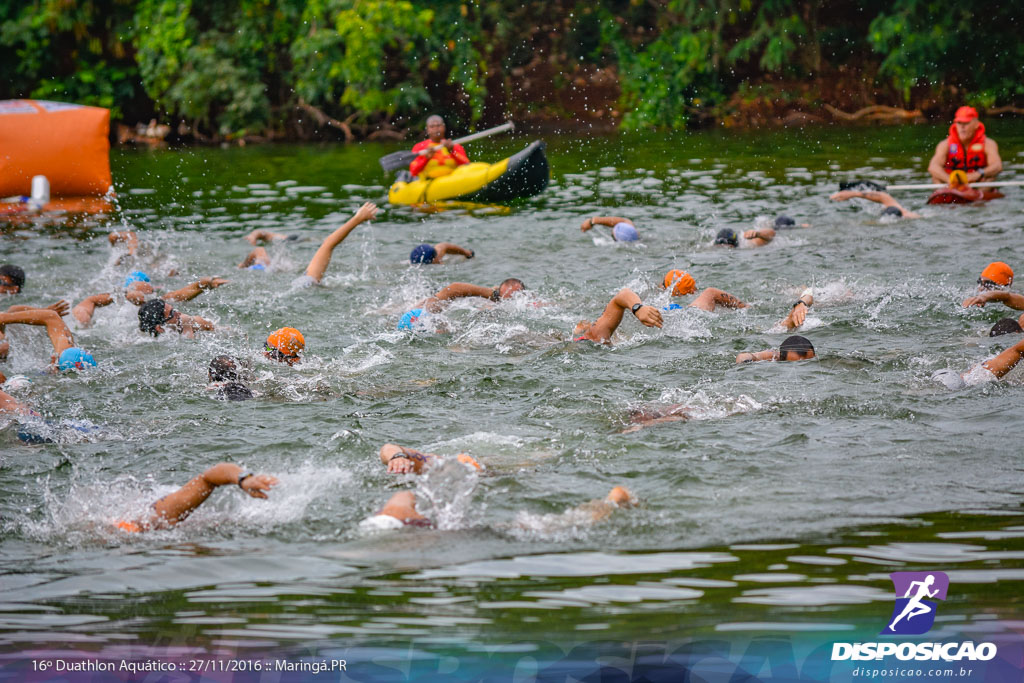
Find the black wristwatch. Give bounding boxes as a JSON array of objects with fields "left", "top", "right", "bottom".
[
  {"left": 792, "top": 299, "right": 808, "bottom": 308},
  {"left": 631, "top": 302, "right": 644, "bottom": 316},
  {"left": 237, "top": 472, "right": 254, "bottom": 489},
  {"left": 490, "top": 288, "right": 501, "bottom": 302}
]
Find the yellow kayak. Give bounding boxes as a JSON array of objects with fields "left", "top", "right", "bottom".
[{"left": 388, "top": 141, "right": 548, "bottom": 205}]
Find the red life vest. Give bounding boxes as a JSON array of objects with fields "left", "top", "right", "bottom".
[{"left": 944, "top": 122, "right": 987, "bottom": 172}]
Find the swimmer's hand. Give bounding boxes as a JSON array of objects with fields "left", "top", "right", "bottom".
[
  {"left": 240, "top": 474, "right": 278, "bottom": 499},
  {"left": 962, "top": 293, "right": 994, "bottom": 308},
  {"left": 829, "top": 190, "right": 862, "bottom": 201},
  {"left": 635, "top": 305, "right": 663, "bottom": 328},
  {"left": 47, "top": 299, "right": 70, "bottom": 317},
  {"left": 354, "top": 202, "right": 378, "bottom": 223},
  {"left": 199, "top": 276, "right": 229, "bottom": 290},
  {"left": 736, "top": 352, "right": 755, "bottom": 364},
  {"left": 387, "top": 455, "right": 418, "bottom": 474}
]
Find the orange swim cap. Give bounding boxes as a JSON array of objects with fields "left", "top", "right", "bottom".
[
  {"left": 116, "top": 520, "right": 141, "bottom": 533},
  {"left": 663, "top": 269, "right": 696, "bottom": 296},
  {"left": 267, "top": 327, "right": 305, "bottom": 356},
  {"left": 456, "top": 453, "right": 482, "bottom": 471},
  {"left": 980, "top": 262, "right": 1013, "bottom": 287}
]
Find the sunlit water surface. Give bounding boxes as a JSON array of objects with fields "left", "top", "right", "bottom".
[{"left": 1, "top": 125, "right": 1023, "bottom": 660}]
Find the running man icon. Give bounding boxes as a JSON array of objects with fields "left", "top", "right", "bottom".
[{"left": 883, "top": 571, "right": 949, "bottom": 635}]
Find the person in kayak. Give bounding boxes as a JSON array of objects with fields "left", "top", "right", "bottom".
[
  {"left": 409, "top": 116, "right": 470, "bottom": 179},
  {"left": 927, "top": 106, "right": 1002, "bottom": 185},
  {"left": 580, "top": 216, "right": 640, "bottom": 242}
]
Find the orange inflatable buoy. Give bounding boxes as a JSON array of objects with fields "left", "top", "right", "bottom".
[{"left": 0, "top": 100, "right": 112, "bottom": 197}]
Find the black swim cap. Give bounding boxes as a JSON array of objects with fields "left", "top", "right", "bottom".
[
  {"left": 138, "top": 299, "right": 168, "bottom": 336},
  {"left": 839, "top": 180, "right": 886, "bottom": 192},
  {"left": 990, "top": 318, "right": 1023, "bottom": 337},
  {"left": 714, "top": 228, "right": 738, "bottom": 247},
  {"left": 774, "top": 215, "right": 796, "bottom": 228},
  {"left": 779, "top": 335, "right": 815, "bottom": 359},
  {"left": 880, "top": 206, "right": 903, "bottom": 218},
  {"left": 0, "top": 264, "right": 26, "bottom": 290},
  {"left": 209, "top": 355, "right": 241, "bottom": 382}
]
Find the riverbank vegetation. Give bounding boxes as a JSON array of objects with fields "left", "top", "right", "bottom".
[{"left": 2, "top": 0, "right": 1021, "bottom": 141}]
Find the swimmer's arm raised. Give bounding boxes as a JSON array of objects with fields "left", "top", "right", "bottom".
[
  {"left": 433, "top": 242, "right": 474, "bottom": 261},
  {"left": 304, "top": 201, "right": 378, "bottom": 283},
  {"left": 690, "top": 287, "right": 746, "bottom": 312},
  {"left": 163, "top": 277, "right": 229, "bottom": 303},
  {"left": 587, "top": 288, "right": 662, "bottom": 342},
  {"left": 108, "top": 230, "right": 139, "bottom": 254},
  {"left": 72, "top": 293, "right": 113, "bottom": 327},
  {"left": 0, "top": 309, "right": 75, "bottom": 359},
  {"left": 963, "top": 291, "right": 1024, "bottom": 310},
  {"left": 149, "top": 463, "right": 278, "bottom": 528},
  {"left": 981, "top": 338, "right": 1024, "bottom": 379}
]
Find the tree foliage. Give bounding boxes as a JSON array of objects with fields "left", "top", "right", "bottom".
[{"left": 0, "top": 0, "right": 1019, "bottom": 136}]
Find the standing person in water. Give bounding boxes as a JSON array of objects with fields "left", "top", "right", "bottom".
[
  {"left": 580, "top": 216, "right": 640, "bottom": 242},
  {"left": 409, "top": 116, "right": 470, "bottom": 179},
  {"left": 927, "top": 106, "right": 1002, "bottom": 185},
  {"left": 293, "top": 202, "right": 378, "bottom": 288}
]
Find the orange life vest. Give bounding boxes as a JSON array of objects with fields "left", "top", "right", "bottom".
[{"left": 944, "top": 122, "right": 987, "bottom": 172}]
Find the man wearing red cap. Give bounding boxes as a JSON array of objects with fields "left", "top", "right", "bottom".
[{"left": 927, "top": 106, "right": 1002, "bottom": 185}]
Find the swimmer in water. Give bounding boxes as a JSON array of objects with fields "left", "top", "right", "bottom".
[
  {"left": 580, "top": 216, "right": 640, "bottom": 242},
  {"left": 263, "top": 327, "right": 304, "bottom": 366},
  {"left": 409, "top": 242, "right": 475, "bottom": 264},
  {"left": 622, "top": 404, "right": 692, "bottom": 433},
  {"left": 138, "top": 299, "right": 215, "bottom": 338},
  {"left": 0, "top": 307, "right": 96, "bottom": 371},
  {"left": 207, "top": 355, "right": 254, "bottom": 401},
  {"left": 293, "top": 201, "right": 378, "bottom": 287},
  {"left": 573, "top": 287, "right": 663, "bottom": 344},
  {"left": 989, "top": 318, "right": 1023, "bottom": 337},
  {"left": 771, "top": 215, "right": 810, "bottom": 230},
  {"left": 362, "top": 485, "right": 635, "bottom": 532},
  {"left": 714, "top": 226, "right": 774, "bottom": 248},
  {"left": 399, "top": 279, "right": 526, "bottom": 330},
  {"left": 933, "top": 336, "right": 1024, "bottom": 390},
  {"left": 736, "top": 335, "right": 815, "bottom": 363},
  {"left": 967, "top": 261, "right": 1013, "bottom": 295},
  {"left": 829, "top": 189, "right": 920, "bottom": 219},
  {"left": 114, "top": 463, "right": 278, "bottom": 532},
  {"left": 661, "top": 270, "right": 747, "bottom": 313},
  {"left": 379, "top": 443, "right": 482, "bottom": 473},
  {"left": 126, "top": 274, "right": 229, "bottom": 306},
  {"left": 0, "top": 264, "right": 26, "bottom": 295}
]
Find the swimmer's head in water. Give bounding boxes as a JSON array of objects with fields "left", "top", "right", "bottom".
[
  {"left": 990, "top": 318, "right": 1023, "bottom": 337},
  {"left": 397, "top": 308, "right": 426, "bottom": 330},
  {"left": 779, "top": 335, "right": 815, "bottom": 361},
  {"left": 209, "top": 355, "right": 244, "bottom": 382},
  {"left": 497, "top": 278, "right": 525, "bottom": 299},
  {"left": 714, "top": 228, "right": 738, "bottom": 247},
  {"left": 409, "top": 243, "right": 437, "bottom": 264},
  {"left": 124, "top": 270, "right": 150, "bottom": 287},
  {"left": 978, "top": 261, "right": 1013, "bottom": 290},
  {"left": 612, "top": 222, "right": 639, "bottom": 242},
  {"left": 265, "top": 327, "right": 304, "bottom": 364},
  {"left": 58, "top": 347, "right": 97, "bottom": 371},
  {"left": 663, "top": 269, "right": 696, "bottom": 296},
  {"left": 138, "top": 299, "right": 178, "bottom": 336},
  {"left": 0, "top": 264, "right": 25, "bottom": 294},
  {"left": 880, "top": 205, "right": 903, "bottom": 218},
  {"left": 774, "top": 215, "right": 796, "bottom": 229}
]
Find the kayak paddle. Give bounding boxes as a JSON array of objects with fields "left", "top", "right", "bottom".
[
  {"left": 379, "top": 121, "right": 514, "bottom": 172},
  {"left": 839, "top": 179, "right": 1023, "bottom": 192}
]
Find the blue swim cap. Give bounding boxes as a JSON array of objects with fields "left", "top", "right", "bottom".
[
  {"left": 58, "top": 347, "right": 97, "bottom": 371},
  {"left": 410, "top": 244, "right": 437, "bottom": 264},
  {"left": 397, "top": 308, "right": 426, "bottom": 330},
  {"left": 124, "top": 270, "right": 150, "bottom": 287},
  {"left": 774, "top": 215, "right": 796, "bottom": 228},
  {"left": 247, "top": 263, "right": 266, "bottom": 271},
  {"left": 662, "top": 303, "right": 683, "bottom": 311},
  {"left": 612, "top": 222, "right": 639, "bottom": 242}
]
